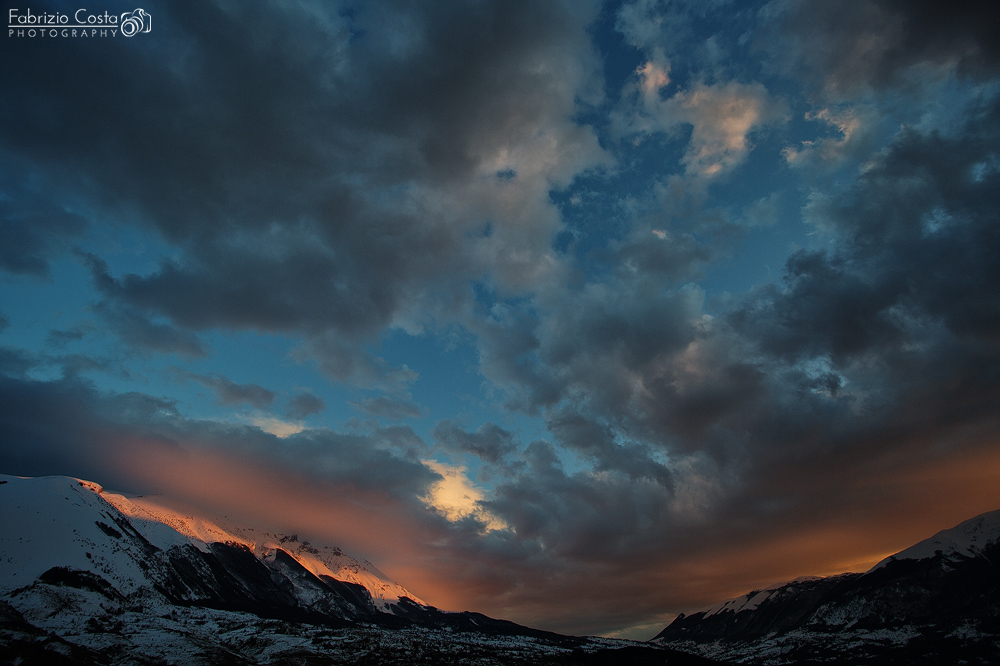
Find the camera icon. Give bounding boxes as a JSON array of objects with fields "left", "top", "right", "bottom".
[{"left": 120, "top": 8, "right": 151, "bottom": 37}]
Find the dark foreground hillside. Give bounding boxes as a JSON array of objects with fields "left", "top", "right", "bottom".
[{"left": 1, "top": 596, "right": 721, "bottom": 666}]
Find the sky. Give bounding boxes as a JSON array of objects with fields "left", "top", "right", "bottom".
[{"left": 2, "top": 0, "right": 999, "bottom": 640}]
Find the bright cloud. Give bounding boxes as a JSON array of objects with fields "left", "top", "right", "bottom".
[
  {"left": 249, "top": 416, "right": 306, "bottom": 439},
  {"left": 627, "top": 63, "right": 786, "bottom": 178},
  {"left": 421, "top": 460, "right": 508, "bottom": 532}
]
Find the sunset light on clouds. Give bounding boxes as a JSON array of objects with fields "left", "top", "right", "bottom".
[{"left": 2, "top": 0, "right": 999, "bottom": 639}]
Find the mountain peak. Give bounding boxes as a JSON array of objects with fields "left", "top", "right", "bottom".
[
  {"left": 871, "top": 508, "right": 1000, "bottom": 570},
  {"left": 0, "top": 473, "right": 424, "bottom": 610}
]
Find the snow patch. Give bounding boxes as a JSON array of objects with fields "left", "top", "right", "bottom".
[{"left": 697, "top": 576, "right": 825, "bottom": 617}]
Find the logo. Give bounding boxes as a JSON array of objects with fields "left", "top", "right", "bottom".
[
  {"left": 8, "top": 8, "right": 152, "bottom": 39},
  {"left": 119, "top": 8, "right": 150, "bottom": 37}
]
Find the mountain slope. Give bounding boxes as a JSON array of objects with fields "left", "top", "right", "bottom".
[
  {"left": 0, "top": 474, "right": 398, "bottom": 625},
  {"left": 99, "top": 489, "right": 425, "bottom": 611},
  {"left": 653, "top": 510, "right": 1000, "bottom": 664}
]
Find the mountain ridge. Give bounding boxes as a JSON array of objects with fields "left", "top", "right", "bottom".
[{"left": 99, "top": 486, "right": 426, "bottom": 611}]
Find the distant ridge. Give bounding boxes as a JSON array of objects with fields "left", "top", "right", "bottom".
[{"left": 653, "top": 510, "right": 1000, "bottom": 664}]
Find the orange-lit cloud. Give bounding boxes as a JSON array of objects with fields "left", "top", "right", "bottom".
[
  {"left": 626, "top": 67, "right": 786, "bottom": 178},
  {"left": 421, "top": 460, "right": 508, "bottom": 531},
  {"left": 3, "top": 369, "right": 1000, "bottom": 638}
]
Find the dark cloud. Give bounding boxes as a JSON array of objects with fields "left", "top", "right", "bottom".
[
  {"left": 54, "top": 354, "right": 119, "bottom": 380},
  {"left": 174, "top": 370, "right": 276, "bottom": 410},
  {"left": 0, "top": 340, "right": 123, "bottom": 384},
  {"left": 476, "top": 276, "right": 705, "bottom": 417},
  {"left": 286, "top": 392, "right": 326, "bottom": 420},
  {"left": 0, "top": 374, "right": 180, "bottom": 491},
  {"left": 294, "top": 333, "right": 420, "bottom": 390},
  {"left": 478, "top": 90, "right": 1000, "bottom": 477},
  {"left": 92, "top": 301, "right": 207, "bottom": 358},
  {"left": 1, "top": 0, "right": 605, "bottom": 386},
  {"left": 546, "top": 409, "right": 673, "bottom": 488},
  {"left": 615, "top": 0, "right": 751, "bottom": 83},
  {"left": 487, "top": 441, "right": 676, "bottom": 560},
  {"left": 733, "top": 95, "right": 1000, "bottom": 357},
  {"left": 728, "top": 250, "right": 904, "bottom": 363},
  {"left": 433, "top": 420, "right": 517, "bottom": 464},
  {"left": 444, "top": 92, "right": 1000, "bottom": 633},
  {"left": 75, "top": 250, "right": 206, "bottom": 358},
  {"left": 352, "top": 395, "right": 421, "bottom": 422},
  {"left": 46, "top": 326, "right": 90, "bottom": 348},
  {"left": 707, "top": 103, "right": 1000, "bottom": 499},
  {"left": 0, "top": 162, "right": 88, "bottom": 277},
  {"left": 0, "top": 346, "right": 36, "bottom": 379},
  {"left": 763, "top": 0, "right": 1000, "bottom": 97},
  {"left": 0, "top": 371, "right": 435, "bottom": 502}
]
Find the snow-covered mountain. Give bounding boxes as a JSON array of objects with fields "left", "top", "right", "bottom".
[
  {"left": 0, "top": 474, "right": 420, "bottom": 623},
  {"left": 0, "top": 474, "right": 715, "bottom": 665},
  {"left": 653, "top": 510, "right": 1000, "bottom": 664},
  {"left": 873, "top": 508, "right": 1000, "bottom": 568}
]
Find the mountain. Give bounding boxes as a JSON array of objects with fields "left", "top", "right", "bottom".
[
  {"left": 653, "top": 510, "right": 1000, "bottom": 664},
  {"left": 0, "top": 474, "right": 717, "bottom": 665},
  {"left": 0, "top": 474, "right": 414, "bottom": 628}
]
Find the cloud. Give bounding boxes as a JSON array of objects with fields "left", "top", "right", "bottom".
[
  {"left": 248, "top": 415, "right": 304, "bottom": 439},
  {"left": 174, "top": 370, "right": 276, "bottom": 410},
  {"left": 0, "top": 346, "right": 36, "bottom": 379},
  {"left": 0, "top": 161, "right": 88, "bottom": 277},
  {"left": 46, "top": 326, "right": 90, "bottom": 349},
  {"left": 669, "top": 81, "right": 787, "bottom": 178},
  {"left": 616, "top": 0, "right": 740, "bottom": 72},
  {"left": 0, "top": 373, "right": 181, "bottom": 489},
  {"left": 286, "top": 392, "right": 326, "bottom": 420},
  {"left": 762, "top": 0, "right": 1000, "bottom": 98},
  {"left": 740, "top": 97, "right": 1000, "bottom": 358},
  {"left": 620, "top": 62, "right": 786, "bottom": 179},
  {"left": 351, "top": 395, "right": 422, "bottom": 422},
  {"left": 74, "top": 253, "right": 206, "bottom": 358},
  {"left": 295, "top": 333, "right": 419, "bottom": 391},
  {"left": 433, "top": 420, "right": 517, "bottom": 464},
  {"left": 782, "top": 106, "right": 876, "bottom": 172},
  {"left": 477, "top": 275, "right": 707, "bottom": 416},
  {"left": 0, "top": 0, "right": 608, "bottom": 389},
  {"left": 422, "top": 460, "right": 508, "bottom": 531},
  {"left": 454, "top": 91, "right": 1000, "bottom": 633},
  {"left": 546, "top": 409, "right": 673, "bottom": 488},
  {"left": 0, "top": 370, "right": 437, "bottom": 522}
]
